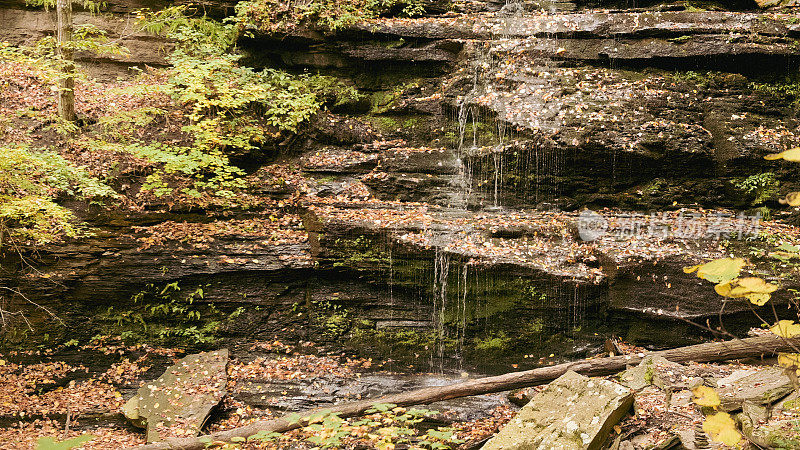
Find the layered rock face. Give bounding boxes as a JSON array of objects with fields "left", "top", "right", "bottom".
[{"left": 3, "top": 0, "right": 800, "bottom": 369}]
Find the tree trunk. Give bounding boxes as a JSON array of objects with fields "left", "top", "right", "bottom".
[
  {"left": 130, "top": 334, "right": 800, "bottom": 450},
  {"left": 56, "top": 0, "right": 75, "bottom": 122}
]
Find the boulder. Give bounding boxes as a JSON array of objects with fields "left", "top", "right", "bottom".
[
  {"left": 716, "top": 367, "right": 794, "bottom": 412},
  {"left": 483, "top": 371, "right": 633, "bottom": 450},
  {"left": 122, "top": 349, "right": 229, "bottom": 443}
]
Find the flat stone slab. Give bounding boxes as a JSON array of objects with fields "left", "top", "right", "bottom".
[
  {"left": 483, "top": 370, "right": 634, "bottom": 450},
  {"left": 619, "top": 356, "right": 706, "bottom": 391},
  {"left": 716, "top": 367, "right": 794, "bottom": 412},
  {"left": 122, "top": 349, "right": 229, "bottom": 442}
]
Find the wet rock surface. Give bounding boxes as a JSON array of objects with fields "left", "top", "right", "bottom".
[
  {"left": 307, "top": 202, "right": 800, "bottom": 319},
  {"left": 233, "top": 372, "right": 509, "bottom": 422}
]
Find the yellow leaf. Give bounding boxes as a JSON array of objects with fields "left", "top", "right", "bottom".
[
  {"left": 692, "top": 385, "right": 721, "bottom": 408},
  {"left": 780, "top": 192, "right": 800, "bottom": 206},
  {"left": 683, "top": 258, "right": 745, "bottom": 284},
  {"left": 778, "top": 353, "right": 800, "bottom": 368},
  {"left": 765, "top": 147, "right": 800, "bottom": 162},
  {"left": 771, "top": 321, "right": 800, "bottom": 338},
  {"left": 714, "top": 277, "right": 778, "bottom": 306},
  {"left": 747, "top": 293, "right": 771, "bottom": 306},
  {"left": 735, "top": 277, "right": 779, "bottom": 294},
  {"left": 714, "top": 282, "right": 732, "bottom": 297},
  {"left": 702, "top": 412, "right": 742, "bottom": 446},
  {"left": 683, "top": 264, "right": 701, "bottom": 274}
]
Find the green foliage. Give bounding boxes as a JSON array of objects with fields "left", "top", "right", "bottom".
[
  {"left": 0, "top": 25, "right": 128, "bottom": 85},
  {"left": 249, "top": 405, "right": 462, "bottom": 449},
  {"left": 25, "top": 0, "right": 105, "bottom": 13},
  {"left": 732, "top": 172, "right": 778, "bottom": 205},
  {"left": 0, "top": 145, "right": 116, "bottom": 249},
  {"left": 130, "top": 7, "right": 361, "bottom": 200},
  {"left": 751, "top": 79, "right": 800, "bottom": 107},
  {"left": 171, "top": 56, "right": 321, "bottom": 135},
  {"left": 321, "top": 312, "right": 351, "bottom": 338},
  {"left": 100, "top": 281, "right": 221, "bottom": 346},
  {"left": 36, "top": 434, "right": 96, "bottom": 450},
  {"left": 136, "top": 6, "right": 237, "bottom": 56},
  {"left": 235, "top": 0, "right": 426, "bottom": 33},
  {"left": 96, "top": 107, "right": 167, "bottom": 141},
  {"left": 127, "top": 141, "right": 245, "bottom": 199},
  {"left": 668, "top": 70, "right": 716, "bottom": 87}
]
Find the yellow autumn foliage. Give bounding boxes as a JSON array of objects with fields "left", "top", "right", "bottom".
[
  {"left": 714, "top": 277, "right": 778, "bottom": 306},
  {"left": 779, "top": 192, "right": 800, "bottom": 206},
  {"left": 683, "top": 258, "right": 745, "bottom": 284},
  {"left": 770, "top": 320, "right": 800, "bottom": 338},
  {"left": 764, "top": 147, "right": 800, "bottom": 162},
  {"left": 692, "top": 385, "right": 721, "bottom": 408},
  {"left": 778, "top": 353, "right": 800, "bottom": 369},
  {"left": 702, "top": 412, "right": 742, "bottom": 446}
]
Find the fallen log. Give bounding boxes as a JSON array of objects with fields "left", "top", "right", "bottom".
[{"left": 131, "top": 334, "right": 800, "bottom": 450}]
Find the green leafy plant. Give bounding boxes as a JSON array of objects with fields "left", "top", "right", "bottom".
[
  {"left": 733, "top": 172, "right": 778, "bottom": 205},
  {"left": 36, "top": 434, "right": 96, "bottom": 450},
  {"left": 129, "top": 6, "right": 360, "bottom": 200},
  {"left": 0, "top": 145, "right": 117, "bottom": 250},
  {"left": 1, "top": 14, "right": 129, "bottom": 126},
  {"left": 248, "top": 404, "right": 462, "bottom": 449},
  {"left": 235, "top": 0, "right": 427, "bottom": 33},
  {"left": 100, "top": 281, "right": 221, "bottom": 346},
  {"left": 751, "top": 79, "right": 800, "bottom": 107}
]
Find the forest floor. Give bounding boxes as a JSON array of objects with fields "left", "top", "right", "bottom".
[{"left": 0, "top": 335, "right": 796, "bottom": 449}]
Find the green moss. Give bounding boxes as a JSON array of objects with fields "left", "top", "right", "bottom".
[
  {"left": 348, "top": 327, "right": 458, "bottom": 361},
  {"left": 750, "top": 78, "right": 800, "bottom": 107},
  {"left": 370, "top": 79, "right": 421, "bottom": 114},
  {"left": 310, "top": 174, "right": 340, "bottom": 183},
  {"left": 473, "top": 332, "right": 513, "bottom": 354},
  {"left": 644, "top": 360, "right": 655, "bottom": 385},
  {"left": 321, "top": 312, "right": 350, "bottom": 338},
  {"left": 767, "top": 429, "right": 800, "bottom": 448},
  {"left": 668, "top": 35, "right": 693, "bottom": 43},
  {"left": 371, "top": 116, "right": 401, "bottom": 133},
  {"left": 667, "top": 70, "right": 717, "bottom": 87},
  {"left": 328, "top": 235, "right": 392, "bottom": 270},
  {"left": 403, "top": 117, "right": 421, "bottom": 128}
]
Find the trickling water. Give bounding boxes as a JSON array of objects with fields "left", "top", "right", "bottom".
[
  {"left": 432, "top": 247, "right": 450, "bottom": 372},
  {"left": 458, "top": 264, "right": 468, "bottom": 372}
]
